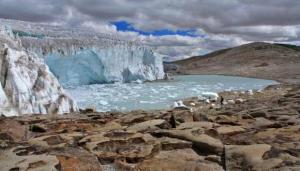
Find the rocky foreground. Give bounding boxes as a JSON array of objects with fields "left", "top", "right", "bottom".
[{"left": 0, "top": 84, "right": 300, "bottom": 171}]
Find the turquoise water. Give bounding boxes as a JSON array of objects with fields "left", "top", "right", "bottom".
[{"left": 66, "top": 75, "right": 278, "bottom": 112}]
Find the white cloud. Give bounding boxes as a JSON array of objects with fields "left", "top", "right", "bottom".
[{"left": 0, "top": 0, "right": 300, "bottom": 60}]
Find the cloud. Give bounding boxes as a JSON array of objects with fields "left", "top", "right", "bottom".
[
  {"left": 0, "top": 0, "right": 67, "bottom": 22},
  {"left": 0, "top": 0, "right": 299, "bottom": 60}
]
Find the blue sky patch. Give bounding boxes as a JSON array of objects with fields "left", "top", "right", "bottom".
[{"left": 112, "top": 21, "right": 199, "bottom": 37}]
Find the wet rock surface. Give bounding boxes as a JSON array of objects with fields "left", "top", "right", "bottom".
[{"left": 0, "top": 84, "right": 300, "bottom": 170}]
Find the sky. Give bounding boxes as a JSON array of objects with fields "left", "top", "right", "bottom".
[{"left": 0, "top": 0, "right": 299, "bottom": 61}]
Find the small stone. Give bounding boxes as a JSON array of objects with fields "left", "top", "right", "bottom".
[
  {"left": 249, "top": 111, "right": 267, "bottom": 118},
  {"left": 80, "top": 107, "right": 96, "bottom": 113},
  {"left": 205, "top": 155, "right": 222, "bottom": 164},
  {"left": 177, "top": 121, "right": 217, "bottom": 130},
  {"left": 29, "top": 124, "right": 47, "bottom": 133}
]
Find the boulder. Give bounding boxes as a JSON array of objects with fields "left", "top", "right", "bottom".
[
  {"left": 225, "top": 144, "right": 282, "bottom": 171},
  {"left": 154, "top": 129, "right": 223, "bottom": 154},
  {"left": 174, "top": 110, "right": 194, "bottom": 122},
  {"left": 254, "top": 125, "right": 300, "bottom": 144},
  {"left": 91, "top": 121, "right": 123, "bottom": 132},
  {"left": 79, "top": 131, "right": 160, "bottom": 163},
  {"left": 159, "top": 137, "right": 192, "bottom": 150},
  {"left": 53, "top": 148, "right": 103, "bottom": 171},
  {"left": 252, "top": 117, "right": 274, "bottom": 128},
  {"left": 249, "top": 111, "right": 267, "bottom": 118},
  {"left": 136, "top": 149, "right": 224, "bottom": 171},
  {"left": 29, "top": 124, "right": 47, "bottom": 133},
  {"left": 216, "top": 126, "right": 246, "bottom": 135},
  {"left": 0, "top": 119, "right": 27, "bottom": 142},
  {"left": 28, "top": 132, "right": 83, "bottom": 148},
  {"left": 215, "top": 115, "right": 239, "bottom": 125},
  {"left": 126, "top": 119, "right": 169, "bottom": 132},
  {"left": 119, "top": 113, "right": 149, "bottom": 125},
  {"left": 0, "top": 147, "right": 59, "bottom": 171}
]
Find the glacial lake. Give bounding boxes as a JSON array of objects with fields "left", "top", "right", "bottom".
[{"left": 66, "top": 75, "right": 278, "bottom": 112}]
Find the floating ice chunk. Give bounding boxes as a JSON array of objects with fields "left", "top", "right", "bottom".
[
  {"left": 173, "top": 101, "right": 179, "bottom": 108},
  {"left": 199, "top": 92, "right": 219, "bottom": 101},
  {"left": 205, "top": 99, "right": 210, "bottom": 104},
  {"left": 133, "top": 79, "right": 143, "bottom": 84},
  {"left": 227, "top": 99, "right": 235, "bottom": 104},
  {"left": 177, "top": 100, "right": 185, "bottom": 107},
  {"left": 173, "top": 100, "right": 189, "bottom": 110},
  {"left": 198, "top": 95, "right": 206, "bottom": 101},
  {"left": 235, "top": 98, "right": 244, "bottom": 104},
  {"left": 99, "top": 100, "right": 109, "bottom": 106},
  {"left": 246, "top": 90, "right": 254, "bottom": 95},
  {"left": 257, "top": 89, "right": 263, "bottom": 93}
]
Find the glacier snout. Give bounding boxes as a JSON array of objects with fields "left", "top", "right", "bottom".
[
  {"left": 0, "top": 19, "right": 165, "bottom": 87},
  {"left": 43, "top": 45, "right": 164, "bottom": 86}
]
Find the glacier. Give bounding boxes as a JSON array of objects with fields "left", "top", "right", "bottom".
[
  {"left": 0, "top": 19, "right": 165, "bottom": 87},
  {"left": 44, "top": 45, "right": 164, "bottom": 86},
  {"left": 0, "top": 25, "right": 78, "bottom": 116}
]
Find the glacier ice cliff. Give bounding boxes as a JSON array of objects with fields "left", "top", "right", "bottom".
[
  {"left": 42, "top": 44, "right": 164, "bottom": 86},
  {"left": 0, "top": 19, "right": 165, "bottom": 86},
  {"left": 0, "top": 26, "right": 78, "bottom": 116}
]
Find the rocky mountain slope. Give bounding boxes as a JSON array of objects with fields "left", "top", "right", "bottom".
[
  {"left": 165, "top": 42, "right": 300, "bottom": 83},
  {"left": 0, "top": 26, "right": 78, "bottom": 116},
  {"left": 0, "top": 84, "right": 299, "bottom": 170}
]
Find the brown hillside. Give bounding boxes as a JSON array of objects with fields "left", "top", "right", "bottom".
[{"left": 165, "top": 42, "right": 300, "bottom": 83}]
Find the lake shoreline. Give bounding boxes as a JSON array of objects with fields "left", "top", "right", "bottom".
[
  {"left": 1, "top": 82, "right": 299, "bottom": 170},
  {"left": 67, "top": 75, "right": 278, "bottom": 112}
]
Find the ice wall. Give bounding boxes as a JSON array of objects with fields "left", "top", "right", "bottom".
[
  {"left": 44, "top": 47, "right": 164, "bottom": 86},
  {"left": 21, "top": 37, "right": 164, "bottom": 86},
  {"left": 0, "top": 26, "right": 78, "bottom": 116},
  {"left": 0, "top": 19, "right": 165, "bottom": 86}
]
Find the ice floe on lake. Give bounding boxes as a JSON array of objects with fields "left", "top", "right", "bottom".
[{"left": 66, "top": 75, "right": 278, "bottom": 112}]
